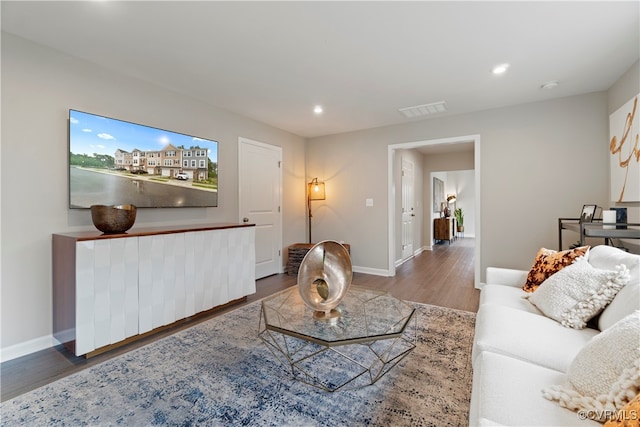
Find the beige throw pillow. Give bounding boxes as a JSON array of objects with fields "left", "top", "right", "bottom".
[
  {"left": 526, "top": 257, "right": 629, "bottom": 329},
  {"left": 542, "top": 311, "right": 640, "bottom": 422}
]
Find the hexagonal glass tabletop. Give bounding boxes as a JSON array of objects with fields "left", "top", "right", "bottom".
[
  {"left": 258, "top": 286, "right": 417, "bottom": 391},
  {"left": 260, "top": 285, "right": 415, "bottom": 346}
]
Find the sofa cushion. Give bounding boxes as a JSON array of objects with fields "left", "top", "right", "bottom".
[
  {"left": 486, "top": 267, "right": 529, "bottom": 288},
  {"left": 523, "top": 246, "right": 589, "bottom": 292},
  {"left": 542, "top": 311, "right": 640, "bottom": 422},
  {"left": 470, "top": 351, "right": 602, "bottom": 426},
  {"left": 599, "top": 277, "right": 640, "bottom": 332},
  {"left": 476, "top": 419, "right": 508, "bottom": 426},
  {"left": 589, "top": 245, "right": 640, "bottom": 284},
  {"left": 526, "top": 257, "right": 629, "bottom": 329},
  {"left": 480, "top": 284, "right": 544, "bottom": 315},
  {"left": 589, "top": 245, "right": 640, "bottom": 331},
  {"left": 473, "top": 305, "right": 599, "bottom": 372}
]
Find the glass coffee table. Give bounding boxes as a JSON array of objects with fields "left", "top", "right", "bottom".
[{"left": 258, "top": 285, "right": 416, "bottom": 392}]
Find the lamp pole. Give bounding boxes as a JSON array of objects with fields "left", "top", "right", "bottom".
[
  {"left": 307, "top": 178, "right": 326, "bottom": 244},
  {"left": 308, "top": 194, "right": 313, "bottom": 244}
]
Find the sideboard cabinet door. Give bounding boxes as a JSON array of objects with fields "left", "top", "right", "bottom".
[
  {"left": 228, "top": 226, "right": 257, "bottom": 300},
  {"left": 138, "top": 233, "right": 187, "bottom": 334},
  {"left": 186, "top": 229, "right": 229, "bottom": 315},
  {"left": 75, "top": 238, "right": 139, "bottom": 355}
]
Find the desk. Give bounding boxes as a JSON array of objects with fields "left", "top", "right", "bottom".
[{"left": 558, "top": 218, "right": 640, "bottom": 250}]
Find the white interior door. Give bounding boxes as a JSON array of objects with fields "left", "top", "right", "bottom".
[
  {"left": 401, "top": 158, "right": 415, "bottom": 260},
  {"left": 238, "top": 137, "right": 282, "bottom": 279}
]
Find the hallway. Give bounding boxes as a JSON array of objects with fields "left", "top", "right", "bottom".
[{"left": 363, "top": 237, "right": 478, "bottom": 312}]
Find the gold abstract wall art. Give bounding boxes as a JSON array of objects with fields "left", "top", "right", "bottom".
[{"left": 609, "top": 94, "right": 640, "bottom": 202}]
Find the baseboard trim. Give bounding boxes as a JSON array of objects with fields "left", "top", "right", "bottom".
[
  {"left": 352, "top": 265, "right": 392, "bottom": 277},
  {"left": 394, "top": 246, "right": 429, "bottom": 268},
  {"left": 2, "top": 263, "right": 402, "bottom": 362},
  {"left": 1, "top": 334, "right": 55, "bottom": 363},
  {"left": 287, "top": 262, "right": 391, "bottom": 278}
]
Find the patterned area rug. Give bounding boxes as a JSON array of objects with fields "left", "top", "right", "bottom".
[{"left": 1, "top": 300, "right": 476, "bottom": 426}]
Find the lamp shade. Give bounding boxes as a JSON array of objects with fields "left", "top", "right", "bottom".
[
  {"left": 308, "top": 179, "right": 326, "bottom": 201},
  {"left": 447, "top": 194, "right": 456, "bottom": 204}
]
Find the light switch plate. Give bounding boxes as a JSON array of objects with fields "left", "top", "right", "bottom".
[{"left": 366, "top": 198, "right": 374, "bottom": 207}]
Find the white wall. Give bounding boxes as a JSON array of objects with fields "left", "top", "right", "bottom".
[
  {"left": 0, "top": 33, "right": 307, "bottom": 360},
  {"left": 608, "top": 61, "right": 639, "bottom": 116},
  {"left": 445, "top": 169, "right": 476, "bottom": 238},
  {"left": 307, "top": 91, "right": 612, "bottom": 279}
]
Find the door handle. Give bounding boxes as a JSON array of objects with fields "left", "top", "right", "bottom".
[{"left": 243, "top": 217, "right": 249, "bottom": 223}]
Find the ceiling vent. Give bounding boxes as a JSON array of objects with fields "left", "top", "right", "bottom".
[{"left": 399, "top": 101, "right": 447, "bottom": 118}]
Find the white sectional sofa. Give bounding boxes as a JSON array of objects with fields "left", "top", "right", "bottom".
[{"left": 469, "top": 245, "right": 640, "bottom": 426}]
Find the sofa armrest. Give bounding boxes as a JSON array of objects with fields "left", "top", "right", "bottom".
[{"left": 485, "top": 267, "right": 528, "bottom": 288}]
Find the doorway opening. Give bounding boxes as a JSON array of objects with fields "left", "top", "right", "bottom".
[{"left": 387, "top": 134, "right": 481, "bottom": 288}]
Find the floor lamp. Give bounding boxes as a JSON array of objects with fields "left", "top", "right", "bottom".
[{"left": 308, "top": 178, "right": 326, "bottom": 243}]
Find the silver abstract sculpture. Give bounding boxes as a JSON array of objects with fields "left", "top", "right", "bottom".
[{"left": 297, "top": 240, "right": 352, "bottom": 321}]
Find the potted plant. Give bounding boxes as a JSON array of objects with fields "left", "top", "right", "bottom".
[{"left": 454, "top": 208, "right": 464, "bottom": 232}]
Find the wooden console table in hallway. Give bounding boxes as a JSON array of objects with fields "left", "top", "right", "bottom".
[{"left": 434, "top": 217, "right": 456, "bottom": 244}]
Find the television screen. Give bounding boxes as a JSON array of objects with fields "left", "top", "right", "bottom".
[{"left": 69, "top": 109, "right": 218, "bottom": 208}]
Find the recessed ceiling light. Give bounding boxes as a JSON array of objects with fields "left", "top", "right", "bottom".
[
  {"left": 540, "top": 80, "right": 559, "bottom": 90},
  {"left": 313, "top": 105, "right": 323, "bottom": 114},
  {"left": 492, "top": 63, "right": 510, "bottom": 75}
]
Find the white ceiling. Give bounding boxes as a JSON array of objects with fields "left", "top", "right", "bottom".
[{"left": 2, "top": 1, "right": 638, "bottom": 139}]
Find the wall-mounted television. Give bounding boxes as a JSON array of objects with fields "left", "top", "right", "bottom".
[{"left": 69, "top": 109, "right": 218, "bottom": 208}]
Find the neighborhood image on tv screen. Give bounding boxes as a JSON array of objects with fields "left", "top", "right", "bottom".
[{"left": 69, "top": 109, "right": 218, "bottom": 208}]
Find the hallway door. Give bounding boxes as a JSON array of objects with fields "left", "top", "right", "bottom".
[
  {"left": 238, "top": 137, "right": 282, "bottom": 279},
  {"left": 401, "top": 158, "right": 415, "bottom": 260}
]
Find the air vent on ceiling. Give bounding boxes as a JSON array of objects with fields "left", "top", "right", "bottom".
[{"left": 399, "top": 101, "right": 447, "bottom": 118}]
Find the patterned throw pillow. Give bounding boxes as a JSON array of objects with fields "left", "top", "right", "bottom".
[
  {"left": 526, "top": 257, "right": 630, "bottom": 329},
  {"left": 604, "top": 392, "right": 640, "bottom": 426},
  {"left": 522, "top": 246, "right": 590, "bottom": 292},
  {"left": 543, "top": 311, "right": 640, "bottom": 422}
]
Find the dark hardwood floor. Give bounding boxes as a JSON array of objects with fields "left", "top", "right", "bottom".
[{"left": 1, "top": 238, "right": 478, "bottom": 402}]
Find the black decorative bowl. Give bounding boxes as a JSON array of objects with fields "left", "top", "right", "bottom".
[{"left": 90, "top": 204, "right": 137, "bottom": 234}]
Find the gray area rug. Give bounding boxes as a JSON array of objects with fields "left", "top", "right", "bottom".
[{"left": 1, "top": 299, "right": 476, "bottom": 426}]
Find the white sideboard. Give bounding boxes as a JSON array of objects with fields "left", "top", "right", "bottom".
[{"left": 53, "top": 223, "right": 256, "bottom": 356}]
